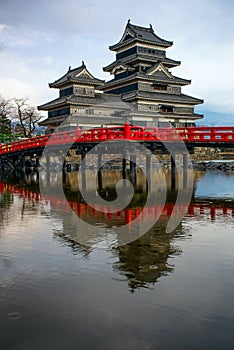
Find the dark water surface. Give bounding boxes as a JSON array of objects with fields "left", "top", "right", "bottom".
[{"left": 0, "top": 169, "right": 234, "bottom": 349}]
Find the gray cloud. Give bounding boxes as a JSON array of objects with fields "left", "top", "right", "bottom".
[{"left": 0, "top": 0, "right": 234, "bottom": 113}]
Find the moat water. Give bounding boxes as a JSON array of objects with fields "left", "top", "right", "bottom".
[{"left": 0, "top": 168, "right": 234, "bottom": 349}]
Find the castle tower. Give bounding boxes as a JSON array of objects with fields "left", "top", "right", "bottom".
[
  {"left": 38, "top": 62, "right": 131, "bottom": 131},
  {"left": 101, "top": 21, "right": 203, "bottom": 126}
]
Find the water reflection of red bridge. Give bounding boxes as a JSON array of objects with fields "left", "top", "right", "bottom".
[{"left": 1, "top": 182, "right": 233, "bottom": 223}]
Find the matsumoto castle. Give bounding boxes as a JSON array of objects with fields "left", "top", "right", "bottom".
[{"left": 39, "top": 21, "right": 203, "bottom": 132}]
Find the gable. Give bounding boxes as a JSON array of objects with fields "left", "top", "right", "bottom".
[
  {"left": 75, "top": 68, "right": 94, "bottom": 79},
  {"left": 112, "top": 64, "right": 128, "bottom": 74},
  {"left": 122, "top": 29, "right": 134, "bottom": 42},
  {"left": 119, "top": 27, "right": 135, "bottom": 45},
  {"left": 147, "top": 63, "right": 172, "bottom": 79}
]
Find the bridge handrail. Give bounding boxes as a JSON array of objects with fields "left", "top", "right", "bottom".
[
  {"left": 0, "top": 124, "right": 234, "bottom": 155},
  {"left": 176, "top": 126, "right": 234, "bottom": 142}
]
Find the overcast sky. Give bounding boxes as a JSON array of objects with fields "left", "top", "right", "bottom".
[{"left": 1, "top": 0, "right": 234, "bottom": 115}]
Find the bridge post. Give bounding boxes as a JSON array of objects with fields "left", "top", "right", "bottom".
[
  {"left": 124, "top": 123, "right": 131, "bottom": 139},
  {"left": 171, "top": 154, "right": 176, "bottom": 190},
  {"left": 35, "top": 156, "right": 40, "bottom": 169},
  {"left": 183, "top": 153, "right": 188, "bottom": 189},
  {"left": 45, "top": 152, "right": 50, "bottom": 169},
  {"left": 25, "top": 156, "right": 33, "bottom": 171},
  {"left": 45, "top": 152, "right": 51, "bottom": 185},
  {"left": 14, "top": 155, "right": 25, "bottom": 171},
  {"left": 146, "top": 153, "right": 151, "bottom": 191},
  {"left": 122, "top": 150, "right": 127, "bottom": 179},
  {"left": 80, "top": 149, "right": 87, "bottom": 191},
  {"left": 97, "top": 153, "right": 103, "bottom": 191},
  {"left": 130, "top": 153, "right": 136, "bottom": 185}
]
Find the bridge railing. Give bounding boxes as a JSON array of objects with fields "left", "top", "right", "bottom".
[
  {"left": 73, "top": 125, "right": 181, "bottom": 142},
  {"left": 0, "top": 135, "right": 51, "bottom": 154},
  {"left": 176, "top": 126, "right": 234, "bottom": 142},
  {"left": 0, "top": 124, "right": 234, "bottom": 156}
]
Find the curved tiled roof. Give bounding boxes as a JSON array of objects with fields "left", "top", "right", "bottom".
[
  {"left": 110, "top": 21, "right": 173, "bottom": 50},
  {"left": 123, "top": 90, "right": 204, "bottom": 105},
  {"left": 38, "top": 93, "right": 132, "bottom": 110},
  {"left": 100, "top": 71, "right": 191, "bottom": 91},
  {"left": 103, "top": 54, "right": 180, "bottom": 72},
  {"left": 49, "top": 62, "right": 105, "bottom": 88}
]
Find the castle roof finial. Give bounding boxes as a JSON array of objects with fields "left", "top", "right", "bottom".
[
  {"left": 82, "top": 60, "right": 85, "bottom": 67},
  {"left": 68, "top": 65, "right": 71, "bottom": 71},
  {"left": 127, "top": 18, "right": 131, "bottom": 25}
]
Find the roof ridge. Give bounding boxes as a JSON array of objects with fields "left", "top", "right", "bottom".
[
  {"left": 127, "top": 22, "right": 152, "bottom": 32},
  {"left": 67, "top": 64, "right": 84, "bottom": 74},
  {"left": 68, "top": 61, "right": 86, "bottom": 73},
  {"left": 50, "top": 64, "right": 83, "bottom": 84}
]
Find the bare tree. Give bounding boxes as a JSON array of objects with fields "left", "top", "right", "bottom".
[{"left": 12, "top": 98, "right": 42, "bottom": 138}]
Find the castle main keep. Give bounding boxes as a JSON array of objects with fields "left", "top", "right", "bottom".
[{"left": 39, "top": 21, "right": 203, "bottom": 132}]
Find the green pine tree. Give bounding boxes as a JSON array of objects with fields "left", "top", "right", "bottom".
[
  {"left": 0, "top": 96, "right": 12, "bottom": 143},
  {"left": 0, "top": 114, "right": 11, "bottom": 143}
]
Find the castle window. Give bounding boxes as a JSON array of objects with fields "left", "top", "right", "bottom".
[
  {"left": 48, "top": 107, "right": 70, "bottom": 118},
  {"left": 86, "top": 109, "right": 94, "bottom": 115},
  {"left": 160, "top": 105, "right": 174, "bottom": 113},
  {"left": 116, "top": 47, "right": 137, "bottom": 60},
  {"left": 60, "top": 87, "right": 73, "bottom": 97},
  {"left": 115, "top": 71, "right": 129, "bottom": 80},
  {"left": 107, "top": 83, "right": 138, "bottom": 95},
  {"left": 153, "top": 83, "right": 167, "bottom": 91}
]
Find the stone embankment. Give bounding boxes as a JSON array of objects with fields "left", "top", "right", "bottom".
[
  {"left": 192, "top": 160, "right": 234, "bottom": 172},
  {"left": 190, "top": 147, "right": 234, "bottom": 172}
]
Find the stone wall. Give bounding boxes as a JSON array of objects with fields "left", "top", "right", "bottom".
[{"left": 191, "top": 147, "right": 222, "bottom": 161}]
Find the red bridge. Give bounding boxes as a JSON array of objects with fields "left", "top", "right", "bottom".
[{"left": 0, "top": 124, "right": 234, "bottom": 156}]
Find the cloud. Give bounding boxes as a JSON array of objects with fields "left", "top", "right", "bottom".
[
  {"left": 0, "top": 23, "right": 34, "bottom": 47},
  {"left": 43, "top": 56, "right": 55, "bottom": 65},
  {"left": 0, "top": 22, "right": 58, "bottom": 49},
  {"left": 0, "top": 49, "right": 57, "bottom": 108},
  {"left": 0, "top": 0, "right": 234, "bottom": 115}
]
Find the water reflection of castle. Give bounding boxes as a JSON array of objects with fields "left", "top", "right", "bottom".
[
  {"left": 1, "top": 170, "right": 233, "bottom": 291},
  {"left": 115, "top": 227, "right": 182, "bottom": 292}
]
